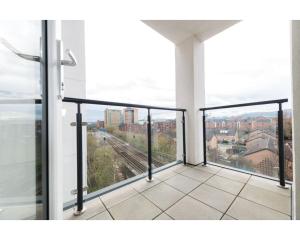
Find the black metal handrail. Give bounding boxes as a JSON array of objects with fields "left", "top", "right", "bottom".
[
  {"left": 63, "top": 97, "right": 187, "bottom": 215},
  {"left": 199, "top": 98, "right": 288, "bottom": 111},
  {"left": 199, "top": 98, "right": 288, "bottom": 188},
  {"left": 63, "top": 97, "right": 186, "bottom": 112}
]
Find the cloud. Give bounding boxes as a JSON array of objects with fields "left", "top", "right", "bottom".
[{"left": 205, "top": 20, "right": 291, "bottom": 109}]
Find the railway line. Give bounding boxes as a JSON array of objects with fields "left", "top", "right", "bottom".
[{"left": 104, "top": 133, "right": 164, "bottom": 174}]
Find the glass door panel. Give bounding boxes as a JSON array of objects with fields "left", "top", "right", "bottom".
[{"left": 0, "top": 21, "right": 47, "bottom": 219}]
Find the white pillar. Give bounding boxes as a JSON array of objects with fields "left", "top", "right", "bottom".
[
  {"left": 48, "top": 20, "right": 63, "bottom": 220},
  {"left": 61, "top": 20, "right": 87, "bottom": 204},
  {"left": 291, "top": 20, "right": 300, "bottom": 219},
  {"left": 175, "top": 37, "right": 205, "bottom": 165}
]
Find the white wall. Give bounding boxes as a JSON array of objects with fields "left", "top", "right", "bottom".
[
  {"left": 175, "top": 37, "right": 205, "bottom": 165},
  {"left": 61, "top": 20, "right": 87, "bottom": 203},
  {"left": 291, "top": 20, "right": 300, "bottom": 219}
]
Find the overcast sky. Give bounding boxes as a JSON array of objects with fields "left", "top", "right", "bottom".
[
  {"left": 85, "top": 20, "right": 175, "bottom": 107},
  {"left": 85, "top": 20, "right": 291, "bottom": 114}
]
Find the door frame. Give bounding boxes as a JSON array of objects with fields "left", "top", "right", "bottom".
[{"left": 41, "top": 20, "right": 50, "bottom": 220}]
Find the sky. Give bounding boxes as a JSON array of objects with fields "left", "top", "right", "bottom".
[
  {"left": 204, "top": 20, "right": 291, "bottom": 112},
  {"left": 0, "top": 20, "right": 292, "bottom": 120},
  {"left": 85, "top": 20, "right": 175, "bottom": 107},
  {"left": 85, "top": 20, "right": 292, "bottom": 115}
]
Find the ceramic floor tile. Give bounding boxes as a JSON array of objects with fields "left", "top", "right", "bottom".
[
  {"left": 153, "top": 212, "right": 173, "bottom": 220},
  {"left": 227, "top": 197, "right": 290, "bottom": 220},
  {"left": 165, "top": 174, "right": 201, "bottom": 194},
  {"left": 166, "top": 196, "right": 223, "bottom": 220},
  {"left": 154, "top": 169, "right": 178, "bottom": 181},
  {"left": 109, "top": 194, "right": 161, "bottom": 220},
  {"left": 64, "top": 197, "right": 106, "bottom": 220},
  {"left": 239, "top": 184, "right": 291, "bottom": 215},
  {"left": 206, "top": 175, "right": 245, "bottom": 195},
  {"left": 142, "top": 182, "right": 185, "bottom": 210},
  {"left": 194, "top": 164, "right": 221, "bottom": 174},
  {"left": 89, "top": 211, "right": 113, "bottom": 220},
  {"left": 221, "top": 214, "right": 236, "bottom": 220},
  {"left": 180, "top": 168, "right": 213, "bottom": 182},
  {"left": 100, "top": 185, "right": 138, "bottom": 208},
  {"left": 131, "top": 177, "right": 161, "bottom": 193},
  {"left": 172, "top": 165, "right": 191, "bottom": 173},
  {"left": 217, "top": 169, "right": 250, "bottom": 183},
  {"left": 189, "top": 184, "right": 235, "bottom": 212},
  {"left": 247, "top": 176, "right": 291, "bottom": 197}
]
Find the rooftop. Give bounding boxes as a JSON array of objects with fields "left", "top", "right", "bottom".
[{"left": 64, "top": 164, "right": 291, "bottom": 220}]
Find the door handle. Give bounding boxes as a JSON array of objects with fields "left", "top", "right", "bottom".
[
  {"left": 57, "top": 40, "right": 78, "bottom": 99},
  {"left": 61, "top": 49, "right": 77, "bottom": 66},
  {"left": 0, "top": 37, "right": 41, "bottom": 62}
]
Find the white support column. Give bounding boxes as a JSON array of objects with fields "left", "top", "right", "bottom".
[
  {"left": 47, "top": 20, "right": 63, "bottom": 220},
  {"left": 61, "top": 20, "right": 87, "bottom": 204},
  {"left": 48, "top": 20, "right": 86, "bottom": 219},
  {"left": 291, "top": 20, "right": 300, "bottom": 219},
  {"left": 176, "top": 37, "right": 205, "bottom": 165}
]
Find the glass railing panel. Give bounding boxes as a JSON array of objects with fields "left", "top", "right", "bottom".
[
  {"left": 85, "top": 104, "right": 148, "bottom": 193},
  {"left": 151, "top": 110, "right": 182, "bottom": 170},
  {"left": 283, "top": 111, "right": 293, "bottom": 181},
  {"left": 205, "top": 104, "right": 283, "bottom": 178}
]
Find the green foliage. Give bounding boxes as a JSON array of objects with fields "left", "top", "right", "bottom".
[
  {"left": 152, "top": 133, "right": 176, "bottom": 163},
  {"left": 87, "top": 133, "right": 118, "bottom": 192},
  {"left": 114, "top": 130, "right": 148, "bottom": 153}
]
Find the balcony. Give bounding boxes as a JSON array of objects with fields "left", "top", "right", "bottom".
[
  {"left": 1, "top": 19, "right": 299, "bottom": 222},
  {"left": 61, "top": 98, "right": 292, "bottom": 220},
  {"left": 64, "top": 163, "right": 291, "bottom": 220}
]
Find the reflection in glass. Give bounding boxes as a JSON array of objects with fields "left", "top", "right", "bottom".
[{"left": 0, "top": 21, "right": 44, "bottom": 219}]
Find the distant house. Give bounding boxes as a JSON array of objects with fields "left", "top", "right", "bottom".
[
  {"left": 285, "top": 142, "right": 293, "bottom": 181},
  {"left": 208, "top": 130, "right": 238, "bottom": 149},
  {"left": 243, "top": 130, "right": 278, "bottom": 176}
]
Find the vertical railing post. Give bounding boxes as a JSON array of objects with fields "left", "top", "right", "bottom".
[
  {"left": 147, "top": 108, "right": 152, "bottom": 181},
  {"left": 202, "top": 110, "right": 207, "bottom": 166},
  {"left": 278, "top": 103, "right": 286, "bottom": 188},
  {"left": 74, "top": 103, "right": 84, "bottom": 215},
  {"left": 182, "top": 111, "right": 187, "bottom": 165}
]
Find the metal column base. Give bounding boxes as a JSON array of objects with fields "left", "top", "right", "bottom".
[
  {"left": 73, "top": 206, "right": 86, "bottom": 216},
  {"left": 146, "top": 178, "right": 152, "bottom": 182},
  {"left": 277, "top": 184, "right": 289, "bottom": 189}
]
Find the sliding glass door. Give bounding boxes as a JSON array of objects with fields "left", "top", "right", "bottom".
[{"left": 0, "top": 21, "right": 48, "bottom": 219}]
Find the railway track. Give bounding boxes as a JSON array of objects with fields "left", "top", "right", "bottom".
[
  {"left": 105, "top": 134, "right": 164, "bottom": 174},
  {"left": 106, "top": 138, "right": 147, "bottom": 173}
]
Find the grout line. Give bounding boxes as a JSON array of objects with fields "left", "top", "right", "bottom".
[
  {"left": 163, "top": 212, "right": 175, "bottom": 220},
  {"left": 87, "top": 164, "right": 291, "bottom": 220},
  {"left": 222, "top": 213, "right": 237, "bottom": 220},
  {"left": 221, "top": 174, "right": 251, "bottom": 220},
  {"left": 221, "top": 175, "right": 291, "bottom": 219},
  {"left": 141, "top": 186, "right": 186, "bottom": 214},
  {"left": 149, "top": 168, "right": 222, "bottom": 218},
  {"left": 215, "top": 172, "right": 250, "bottom": 185},
  {"left": 99, "top": 197, "right": 115, "bottom": 220},
  {"left": 204, "top": 180, "right": 243, "bottom": 196},
  {"left": 151, "top": 210, "right": 175, "bottom": 220},
  {"left": 187, "top": 194, "right": 224, "bottom": 215},
  {"left": 237, "top": 195, "right": 291, "bottom": 217}
]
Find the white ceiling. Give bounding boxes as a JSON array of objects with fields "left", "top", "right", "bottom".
[{"left": 142, "top": 20, "right": 240, "bottom": 44}]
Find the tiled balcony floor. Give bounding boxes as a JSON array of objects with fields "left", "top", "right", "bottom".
[{"left": 64, "top": 164, "right": 292, "bottom": 220}]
